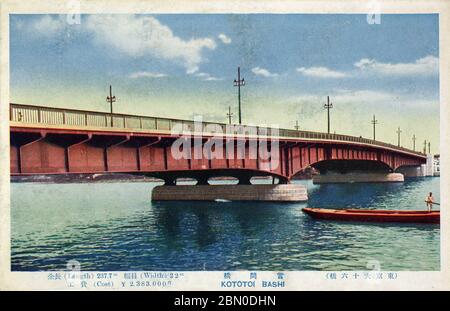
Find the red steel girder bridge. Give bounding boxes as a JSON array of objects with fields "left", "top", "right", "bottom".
[{"left": 9, "top": 103, "right": 426, "bottom": 184}]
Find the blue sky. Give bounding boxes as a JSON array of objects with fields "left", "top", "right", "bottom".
[{"left": 10, "top": 14, "right": 439, "bottom": 152}]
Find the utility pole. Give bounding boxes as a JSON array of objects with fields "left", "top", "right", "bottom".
[
  {"left": 324, "top": 96, "right": 333, "bottom": 134},
  {"left": 294, "top": 120, "right": 300, "bottom": 131},
  {"left": 227, "top": 106, "right": 234, "bottom": 125},
  {"left": 423, "top": 140, "right": 427, "bottom": 154},
  {"left": 233, "top": 67, "right": 245, "bottom": 125},
  {"left": 428, "top": 141, "right": 431, "bottom": 154},
  {"left": 371, "top": 115, "right": 378, "bottom": 140},
  {"left": 106, "top": 85, "right": 116, "bottom": 127},
  {"left": 396, "top": 127, "right": 402, "bottom": 147},
  {"left": 412, "top": 134, "right": 416, "bottom": 151}
]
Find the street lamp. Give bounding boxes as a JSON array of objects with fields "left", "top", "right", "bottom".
[
  {"left": 233, "top": 67, "right": 245, "bottom": 125},
  {"left": 227, "top": 106, "right": 234, "bottom": 125},
  {"left": 371, "top": 115, "right": 378, "bottom": 140},
  {"left": 396, "top": 127, "right": 402, "bottom": 147},
  {"left": 106, "top": 85, "right": 116, "bottom": 127},
  {"left": 324, "top": 96, "right": 333, "bottom": 133}
]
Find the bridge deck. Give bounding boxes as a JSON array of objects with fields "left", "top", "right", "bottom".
[{"left": 9, "top": 103, "right": 426, "bottom": 159}]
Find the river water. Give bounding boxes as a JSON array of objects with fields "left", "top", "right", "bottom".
[{"left": 11, "top": 177, "right": 440, "bottom": 271}]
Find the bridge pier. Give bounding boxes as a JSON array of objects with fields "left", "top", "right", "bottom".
[
  {"left": 312, "top": 172, "right": 404, "bottom": 184},
  {"left": 237, "top": 177, "right": 252, "bottom": 185},
  {"left": 151, "top": 184, "right": 308, "bottom": 202}
]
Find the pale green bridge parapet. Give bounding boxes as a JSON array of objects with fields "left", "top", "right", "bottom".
[{"left": 9, "top": 103, "right": 426, "bottom": 158}]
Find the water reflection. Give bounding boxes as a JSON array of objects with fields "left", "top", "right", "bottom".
[{"left": 11, "top": 178, "right": 440, "bottom": 271}]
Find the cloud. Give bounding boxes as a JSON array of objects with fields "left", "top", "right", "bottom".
[
  {"left": 285, "top": 88, "right": 438, "bottom": 112},
  {"left": 326, "top": 88, "right": 438, "bottom": 111},
  {"left": 195, "top": 72, "right": 222, "bottom": 81},
  {"left": 30, "top": 15, "right": 66, "bottom": 36},
  {"left": 251, "top": 67, "right": 278, "bottom": 78},
  {"left": 296, "top": 66, "right": 347, "bottom": 78},
  {"left": 331, "top": 89, "right": 399, "bottom": 104},
  {"left": 295, "top": 55, "right": 438, "bottom": 80},
  {"left": 204, "top": 76, "right": 221, "bottom": 81},
  {"left": 218, "top": 33, "right": 232, "bottom": 44},
  {"left": 84, "top": 15, "right": 217, "bottom": 74},
  {"left": 354, "top": 55, "right": 438, "bottom": 76},
  {"left": 129, "top": 71, "right": 167, "bottom": 79}
]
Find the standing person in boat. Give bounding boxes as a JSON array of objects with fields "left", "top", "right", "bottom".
[{"left": 426, "top": 192, "right": 435, "bottom": 212}]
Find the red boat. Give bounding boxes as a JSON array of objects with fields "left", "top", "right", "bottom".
[{"left": 302, "top": 208, "right": 440, "bottom": 224}]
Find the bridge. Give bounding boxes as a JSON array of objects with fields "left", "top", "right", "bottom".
[{"left": 10, "top": 103, "right": 427, "bottom": 201}]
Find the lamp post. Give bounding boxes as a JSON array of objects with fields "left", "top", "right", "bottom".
[
  {"left": 396, "top": 127, "right": 402, "bottom": 147},
  {"left": 371, "top": 115, "right": 378, "bottom": 140},
  {"left": 233, "top": 67, "right": 245, "bottom": 125},
  {"left": 106, "top": 85, "right": 116, "bottom": 127},
  {"left": 324, "top": 96, "right": 333, "bottom": 133},
  {"left": 227, "top": 106, "right": 234, "bottom": 125}
]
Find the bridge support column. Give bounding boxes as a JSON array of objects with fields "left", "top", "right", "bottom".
[
  {"left": 164, "top": 179, "right": 177, "bottom": 186},
  {"left": 312, "top": 172, "right": 404, "bottom": 184},
  {"left": 151, "top": 184, "right": 308, "bottom": 202},
  {"left": 237, "top": 177, "right": 252, "bottom": 185}
]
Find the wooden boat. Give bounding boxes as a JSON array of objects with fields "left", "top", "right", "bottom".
[{"left": 302, "top": 208, "right": 440, "bottom": 224}]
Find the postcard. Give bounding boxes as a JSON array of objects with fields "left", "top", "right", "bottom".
[{"left": 0, "top": 0, "right": 449, "bottom": 292}]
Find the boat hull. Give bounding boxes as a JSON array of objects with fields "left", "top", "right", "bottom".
[{"left": 302, "top": 208, "right": 440, "bottom": 224}]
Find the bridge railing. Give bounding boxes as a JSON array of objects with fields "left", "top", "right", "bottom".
[{"left": 10, "top": 103, "right": 425, "bottom": 156}]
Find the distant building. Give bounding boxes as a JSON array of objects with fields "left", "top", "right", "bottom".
[
  {"left": 433, "top": 154, "right": 440, "bottom": 176},
  {"left": 422, "top": 154, "right": 434, "bottom": 176},
  {"left": 421, "top": 153, "right": 437, "bottom": 177}
]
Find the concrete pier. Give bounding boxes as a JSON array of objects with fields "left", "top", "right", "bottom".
[
  {"left": 152, "top": 184, "right": 308, "bottom": 202},
  {"left": 312, "top": 172, "right": 404, "bottom": 184}
]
